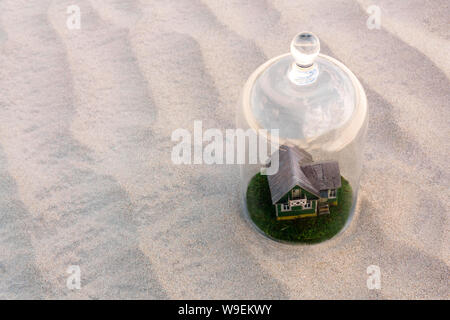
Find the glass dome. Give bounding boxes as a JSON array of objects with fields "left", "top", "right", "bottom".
[{"left": 238, "top": 32, "right": 368, "bottom": 244}]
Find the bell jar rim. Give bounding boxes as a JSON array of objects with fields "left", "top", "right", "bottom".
[
  {"left": 242, "top": 53, "right": 367, "bottom": 152},
  {"left": 240, "top": 186, "right": 362, "bottom": 247}
]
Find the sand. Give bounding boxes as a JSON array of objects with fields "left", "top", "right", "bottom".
[{"left": 0, "top": 0, "right": 448, "bottom": 299}]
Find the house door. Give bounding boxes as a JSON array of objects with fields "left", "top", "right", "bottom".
[{"left": 292, "top": 188, "right": 301, "bottom": 199}]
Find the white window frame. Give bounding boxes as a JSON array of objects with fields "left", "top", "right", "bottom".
[
  {"left": 281, "top": 203, "right": 291, "bottom": 212},
  {"left": 328, "top": 189, "right": 337, "bottom": 198},
  {"left": 292, "top": 188, "right": 301, "bottom": 198},
  {"left": 303, "top": 201, "right": 312, "bottom": 209}
]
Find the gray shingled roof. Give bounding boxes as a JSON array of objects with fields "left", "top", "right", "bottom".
[
  {"left": 267, "top": 145, "right": 341, "bottom": 204},
  {"left": 301, "top": 161, "right": 341, "bottom": 191}
]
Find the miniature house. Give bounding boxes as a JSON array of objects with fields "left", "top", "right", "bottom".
[{"left": 268, "top": 145, "right": 341, "bottom": 220}]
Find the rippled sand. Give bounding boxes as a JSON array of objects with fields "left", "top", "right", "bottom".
[{"left": 0, "top": 0, "right": 448, "bottom": 299}]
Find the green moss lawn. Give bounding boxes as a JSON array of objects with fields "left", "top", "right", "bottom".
[{"left": 246, "top": 173, "right": 353, "bottom": 244}]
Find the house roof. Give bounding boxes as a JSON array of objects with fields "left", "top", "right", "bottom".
[
  {"left": 301, "top": 161, "right": 341, "bottom": 191},
  {"left": 267, "top": 145, "right": 341, "bottom": 204}
]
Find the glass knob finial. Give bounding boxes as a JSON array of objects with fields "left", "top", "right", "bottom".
[
  {"left": 288, "top": 32, "right": 320, "bottom": 85},
  {"left": 290, "top": 32, "right": 320, "bottom": 67}
]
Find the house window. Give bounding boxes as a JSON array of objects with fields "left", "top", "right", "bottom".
[
  {"left": 292, "top": 188, "right": 301, "bottom": 198},
  {"left": 281, "top": 204, "right": 290, "bottom": 211},
  {"left": 303, "top": 201, "right": 311, "bottom": 209},
  {"left": 329, "top": 189, "right": 336, "bottom": 198}
]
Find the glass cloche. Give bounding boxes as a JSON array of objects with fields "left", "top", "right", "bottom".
[{"left": 238, "top": 32, "right": 368, "bottom": 244}]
